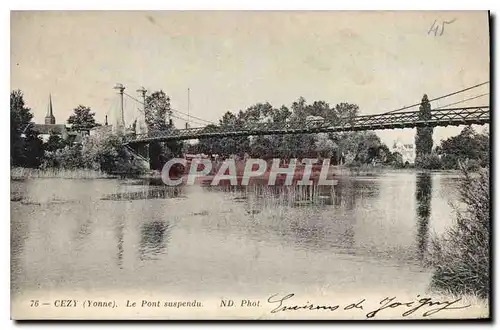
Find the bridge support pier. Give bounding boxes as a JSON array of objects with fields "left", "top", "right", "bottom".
[{"left": 149, "top": 141, "right": 164, "bottom": 171}]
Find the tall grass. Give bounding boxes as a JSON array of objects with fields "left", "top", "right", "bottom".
[
  {"left": 429, "top": 165, "right": 490, "bottom": 298},
  {"left": 10, "top": 167, "right": 113, "bottom": 180}
]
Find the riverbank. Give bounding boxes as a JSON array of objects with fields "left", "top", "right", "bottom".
[
  {"left": 10, "top": 165, "right": 462, "bottom": 182},
  {"left": 10, "top": 167, "right": 165, "bottom": 180},
  {"left": 10, "top": 167, "right": 113, "bottom": 180}
]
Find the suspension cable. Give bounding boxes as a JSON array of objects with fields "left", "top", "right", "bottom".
[{"left": 381, "top": 81, "right": 489, "bottom": 114}]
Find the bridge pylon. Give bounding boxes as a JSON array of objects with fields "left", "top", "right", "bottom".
[
  {"left": 136, "top": 86, "right": 148, "bottom": 135},
  {"left": 113, "top": 83, "right": 126, "bottom": 134}
]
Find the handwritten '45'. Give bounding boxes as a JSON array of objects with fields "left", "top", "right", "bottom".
[{"left": 428, "top": 18, "right": 457, "bottom": 36}]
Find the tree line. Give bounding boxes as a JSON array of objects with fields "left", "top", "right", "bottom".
[
  {"left": 10, "top": 89, "right": 144, "bottom": 174},
  {"left": 10, "top": 89, "right": 187, "bottom": 174},
  {"left": 414, "top": 95, "right": 489, "bottom": 170},
  {"left": 11, "top": 89, "right": 489, "bottom": 174},
  {"left": 185, "top": 97, "right": 400, "bottom": 167}
]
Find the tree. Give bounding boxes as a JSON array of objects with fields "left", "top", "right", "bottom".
[
  {"left": 145, "top": 90, "right": 171, "bottom": 131},
  {"left": 415, "top": 94, "right": 434, "bottom": 164},
  {"left": 193, "top": 98, "right": 368, "bottom": 162},
  {"left": 43, "top": 143, "right": 85, "bottom": 169},
  {"left": 334, "top": 102, "right": 359, "bottom": 124},
  {"left": 197, "top": 124, "right": 223, "bottom": 156},
  {"left": 418, "top": 152, "right": 443, "bottom": 170},
  {"left": 315, "top": 133, "right": 337, "bottom": 159},
  {"left": 10, "top": 90, "right": 44, "bottom": 167},
  {"left": 68, "top": 105, "right": 98, "bottom": 131},
  {"left": 249, "top": 136, "right": 273, "bottom": 158},
  {"left": 11, "top": 90, "right": 33, "bottom": 165},
  {"left": 218, "top": 111, "right": 249, "bottom": 157},
  {"left": 81, "top": 132, "right": 146, "bottom": 174},
  {"left": 306, "top": 100, "right": 331, "bottom": 118},
  {"left": 334, "top": 131, "right": 389, "bottom": 165},
  {"left": 22, "top": 129, "right": 45, "bottom": 168},
  {"left": 437, "top": 126, "right": 489, "bottom": 169},
  {"left": 353, "top": 132, "right": 385, "bottom": 164},
  {"left": 388, "top": 151, "right": 404, "bottom": 167},
  {"left": 44, "top": 133, "right": 66, "bottom": 152},
  {"left": 144, "top": 90, "right": 177, "bottom": 169},
  {"left": 291, "top": 96, "right": 308, "bottom": 120}
]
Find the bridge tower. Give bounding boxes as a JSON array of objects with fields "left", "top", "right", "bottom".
[
  {"left": 113, "top": 83, "right": 126, "bottom": 133},
  {"left": 136, "top": 86, "right": 148, "bottom": 134},
  {"left": 132, "top": 86, "right": 151, "bottom": 168}
]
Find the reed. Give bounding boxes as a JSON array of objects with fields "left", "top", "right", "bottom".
[
  {"left": 428, "top": 165, "right": 490, "bottom": 299},
  {"left": 10, "top": 167, "right": 113, "bottom": 180}
]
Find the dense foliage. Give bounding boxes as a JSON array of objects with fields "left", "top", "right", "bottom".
[
  {"left": 11, "top": 89, "right": 489, "bottom": 174},
  {"left": 416, "top": 126, "right": 489, "bottom": 170},
  {"left": 188, "top": 98, "right": 394, "bottom": 166},
  {"left": 67, "top": 105, "right": 99, "bottom": 131},
  {"left": 415, "top": 94, "right": 434, "bottom": 164},
  {"left": 144, "top": 90, "right": 183, "bottom": 170},
  {"left": 437, "top": 126, "right": 489, "bottom": 170},
  {"left": 145, "top": 90, "right": 171, "bottom": 131},
  {"left": 11, "top": 90, "right": 45, "bottom": 168},
  {"left": 11, "top": 90, "right": 146, "bottom": 174},
  {"left": 429, "top": 165, "right": 490, "bottom": 298}
]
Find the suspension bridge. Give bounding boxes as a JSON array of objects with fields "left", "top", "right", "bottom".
[
  {"left": 107, "top": 82, "right": 490, "bottom": 168},
  {"left": 123, "top": 106, "right": 489, "bottom": 144}
]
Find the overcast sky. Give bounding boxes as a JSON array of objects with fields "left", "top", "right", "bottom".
[{"left": 11, "top": 11, "right": 490, "bottom": 145}]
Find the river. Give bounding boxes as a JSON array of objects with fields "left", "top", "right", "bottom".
[{"left": 10, "top": 170, "right": 470, "bottom": 317}]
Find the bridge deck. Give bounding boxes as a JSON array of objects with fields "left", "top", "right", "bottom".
[{"left": 124, "top": 106, "right": 489, "bottom": 144}]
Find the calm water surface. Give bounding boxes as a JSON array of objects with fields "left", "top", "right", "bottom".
[{"left": 11, "top": 170, "right": 461, "bottom": 298}]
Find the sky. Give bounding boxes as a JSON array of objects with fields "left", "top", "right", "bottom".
[{"left": 10, "top": 10, "right": 490, "bottom": 146}]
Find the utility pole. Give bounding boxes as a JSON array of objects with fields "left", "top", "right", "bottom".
[
  {"left": 136, "top": 86, "right": 147, "bottom": 133},
  {"left": 113, "top": 83, "right": 125, "bottom": 132}
]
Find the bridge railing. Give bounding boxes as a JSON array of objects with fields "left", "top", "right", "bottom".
[{"left": 124, "top": 106, "right": 489, "bottom": 143}]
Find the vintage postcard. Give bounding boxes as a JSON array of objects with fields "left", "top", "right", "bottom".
[{"left": 10, "top": 10, "right": 490, "bottom": 320}]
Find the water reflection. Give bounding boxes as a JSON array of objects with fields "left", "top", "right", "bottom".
[
  {"left": 415, "top": 172, "right": 432, "bottom": 260},
  {"left": 205, "top": 178, "right": 382, "bottom": 254},
  {"left": 139, "top": 221, "right": 171, "bottom": 261},
  {"left": 11, "top": 171, "right": 458, "bottom": 297},
  {"left": 102, "top": 186, "right": 185, "bottom": 201},
  {"left": 206, "top": 178, "right": 380, "bottom": 211},
  {"left": 115, "top": 219, "right": 125, "bottom": 269}
]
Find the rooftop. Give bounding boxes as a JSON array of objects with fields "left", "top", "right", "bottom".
[{"left": 32, "top": 123, "right": 67, "bottom": 135}]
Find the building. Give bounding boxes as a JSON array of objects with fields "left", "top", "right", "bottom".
[
  {"left": 32, "top": 94, "right": 70, "bottom": 141},
  {"left": 392, "top": 139, "right": 416, "bottom": 164}
]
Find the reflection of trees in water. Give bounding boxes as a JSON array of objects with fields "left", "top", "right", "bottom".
[
  {"left": 415, "top": 172, "right": 432, "bottom": 260},
  {"left": 102, "top": 185, "right": 184, "bottom": 201},
  {"left": 115, "top": 219, "right": 124, "bottom": 269},
  {"left": 11, "top": 212, "right": 29, "bottom": 295},
  {"left": 207, "top": 179, "right": 380, "bottom": 211},
  {"left": 199, "top": 178, "right": 383, "bottom": 254},
  {"left": 138, "top": 221, "right": 171, "bottom": 261},
  {"left": 280, "top": 178, "right": 381, "bottom": 251},
  {"left": 211, "top": 178, "right": 380, "bottom": 252}
]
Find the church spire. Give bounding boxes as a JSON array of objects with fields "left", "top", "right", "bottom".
[{"left": 45, "top": 94, "right": 55, "bottom": 125}]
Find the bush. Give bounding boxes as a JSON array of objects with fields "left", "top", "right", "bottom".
[
  {"left": 81, "top": 132, "right": 147, "bottom": 174},
  {"left": 41, "top": 143, "right": 85, "bottom": 169},
  {"left": 429, "top": 165, "right": 490, "bottom": 298},
  {"left": 416, "top": 153, "right": 442, "bottom": 170},
  {"left": 40, "top": 132, "right": 147, "bottom": 175}
]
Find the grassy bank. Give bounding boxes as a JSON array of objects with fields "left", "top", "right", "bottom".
[
  {"left": 428, "top": 165, "right": 490, "bottom": 299},
  {"left": 10, "top": 167, "right": 114, "bottom": 180}
]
